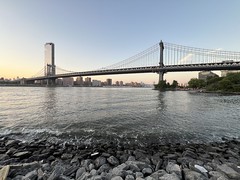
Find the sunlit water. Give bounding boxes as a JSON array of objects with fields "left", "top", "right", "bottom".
[{"left": 0, "top": 87, "right": 240, "bottom": 145}]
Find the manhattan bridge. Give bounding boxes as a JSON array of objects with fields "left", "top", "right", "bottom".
[{"left": 19, "top": 41, "right": 240, "bottom": 85}]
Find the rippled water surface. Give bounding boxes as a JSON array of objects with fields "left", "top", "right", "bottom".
[{"left": 0, "top": 87, "right": 240, "bottom": 145}]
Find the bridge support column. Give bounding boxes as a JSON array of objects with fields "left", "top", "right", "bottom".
[
  {"left": 158, "top": 71, "right": 164, "bottom": 83},
  {"left": 158, "top": 40, "right": 165, "bottom": 83}
]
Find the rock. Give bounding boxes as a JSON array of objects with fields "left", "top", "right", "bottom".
[
  {"left": 5, "top": 140, "right": 20, "bottom": 147},
  {"left": 166, "top": 162, "right": 181, "bottom": 178},
  {"left": 98, "top": 164, "right": 111, "bottom": 174},
  {"left": 0, "top": 165, "right": 10, "bottom": 180},
  {"left": 136, "top": 177, "right": 145, "bottom": 180},
  {"left": 58, "top": 175, "right": 72, "bottom": 180},
  {"left": 145, "top": 176, "right": 154, "bottom": 180},
  {"left": 183, "top": 168, "right": 208, "bottom": 180},
  {"left": 125, "top": 160, "right": 152, "bottom": 171},
  {"left": 76, "top": 172, "right": 91, "bottom": 180},
  {"left": 23, "top": 169, "right": 38, "bottom": 179},
  {"left": 135, "top": 172, "right": 144, "bottom": 178},
  {"left": 111, "top": 176, "right": 123, "bottom": 180},
  {"left": 75, "top": 167, "right": 86, "bottom": 179},
  {"left": 182, "top": 150, "right": 198, "bottom": 159},
  {"left": 142, "top": 168, "right": 152, "bottom": 176},
  {"left": 13, "top": 151, "right": 31, "bottom": 159},
  {"left": 112, "top": 166, "right": 126, "bottom": 177},
  {"left": 150, "top": 170, "right": 167, "bottom": 179},
  {"left": 63, "top": 165, "right": 78, "bottom": 176},
  {"left": 107, "top": 156, "right": 120, "bottom": 166},
  {"left": 155, "top": 160, "right": 162, "bottom": 171},
  {"left": 209, "top": 171, "right": 227, "bottom": 179},
  {"left": 151, "top": 153, "right": 161, "bottom": 165},
  {"left": 61, "top": 153, "right": 73, "bottom": 160},
  {"left": 125, "top": 175, "right": 134, "bottom": 180},
  {"left": 95, "top": 157, "right": 106, "bottom": 169},
  {"left": 159, "top": 172, "right": 180, "bottom": 180},
  {"left": 89, "top": 163, "right": 95, "bottom": 171},
  {"left": 0, "top": 154, "right": 10, "bottom": 161},
  {"left": 127, "top": 156, "right": 136, "bottom": 161},
  {"left": 163, "top": 154, "right": 178, "bottom": 160},
  {"left": 48, "top": 165, "right": 64, "bottom": 180},
  {"left": 217, "top": 164, "right": 240, "bottom": 179},
  {"left": 90, "top": 169, "right": 98, "bottom": 176},
  {"left": 92, "top": 175, "right": 103, "bottom": 180}
]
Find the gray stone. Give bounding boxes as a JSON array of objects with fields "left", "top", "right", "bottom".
[
  {"left": 145, "top": 176, "right": 154, "bottom": 180},
  {"left": 90, "top": 169, "right": 97, "bottom": 176},
  {"left": 125, "top": 160, "right": 152, "bottom": 171},
  {"left": 89, "top": 163, "right": 95, "bottom": 171},
  {"left": 136, "top": 178, "right": 145, "bottom": 180},
  {"left": 142, "top": 168, "right": 152, "bottom": 176},
  {"left": 23, "top": 170, "right": 38, "bottom": 179},
  {"left": 209, "top": 171, "right": 227, "bottom": 179},
  {"left": 112, "top": 166, "right": 126, "bottom": 177},
  {"left": 77, "top": 172, "right": 90, "bottom": 180},
  {"left": 183, "top": 168, "right": 208, "bottom": 180},
  {"left": 92, "top": 175, "right": 103, "bottom": 180},
  {"left": 95, "top": 157, "right": 107, "bottom": 168},
  {"left": 0, "top": 154, "right": 10, "bottom": 161},
  {"left": 98, "top": 164, "right": 111, "bottom": 174},
  {"left": 182, "top": 150, "right": 198, "bottom": 159},
  {"left": 111, "top": 176, "right": 123, "bottom": 180},
  {"left": 48, "top": 165, "right": 64, "bottom": 180},
  {"left": 61, "top": 153, "right": 73, "bottom": 160},
  {"left": 135, "top": 172, "right": 144, "bottom": 178},
  {"left": 75, "top": 167, "right": 86, "bottom": 179},
  {"left": 166, "top": 162, "right": 181, "bottom": 178},
  {"left": 217, "top": 164, "right": 240, "bottom": 179},
  {"left": 159, "top": 173, "right": 180, "bottom": 180},
  {"left": 107, "top": 156, "right": 119, "bottom": 166},
  {"left": 58, "top": 175, "right": 72, "bottom": 180},
  {"left": 125, "top": 175, "right": 134, "bottom": 180},
  {"left": 13, "top": 151, "right": 31, "bottom": 158},
  {"left": 127, "top": 156, "right": 136, "bottom": 161},
  {"left": 150, "top": 170, "right": 167, "bottom": 179},
  {"left": 5, "top": 140, "right": 20, "bottom": 147}
]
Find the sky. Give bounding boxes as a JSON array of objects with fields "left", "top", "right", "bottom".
[{"left": 1, "top": 0, "right": 240, "bottom": 84}]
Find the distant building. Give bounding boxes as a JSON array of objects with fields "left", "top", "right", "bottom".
[
  {"left": 120, "top": 81, "right": 123, "bottom": 86},
  {"left": 115, "top": 81, "right": 120, "bottom": 86},
  {"left": 75, "top": 76, "right": 83, "bottom": 86},
  {"left": 106, "top": 79, "right": 112, "bottom": 86},
  {"left": 92, "top": 80, "right": 102, "bottom": 87},
  {"left": 198, "top": 71, "right": 218, "bottom": 80},
  {"left": 56, "top": 79, "right": 63, "bottom": 85},
  {"left": 62, "top": 77, "right": 74, "bottom": 86},
  {"left": 221, "top": 70, "right": 240, "bottom": 77},
  {"left": 84, "top": 77, "right": 91, "bottom": 86},
  {"left": 44, "top": 43, "right": 55, "bottom": 76}
]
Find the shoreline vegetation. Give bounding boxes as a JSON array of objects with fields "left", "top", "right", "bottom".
[
  {"left": 0, "top": 136, "right": 240, "bottom": 179},
  {"left": 155, "top": 73, "right": 240, "bottom": 94}
]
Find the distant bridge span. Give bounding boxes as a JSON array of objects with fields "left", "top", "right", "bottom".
[
  {"left": 16, "top": 41, "right": 240, "bottom": 84},
  {"left": 25, "top": 61, "right": 240, "bottom": 82}
]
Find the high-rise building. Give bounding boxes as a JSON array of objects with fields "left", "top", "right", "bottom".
[
  {"left": 75, "top": 76, "right": 83, "bottom": 85},
  {"left": 198, "top": 71, "right": 218, "bottom": 80},
  {"left": 120, "top": 81, "right": 123, "bottom": 86},
  {"left": 44, "top": 43, "right": 55, "bottom": 76},
  {"left": 106, "top": 79, "right": 112, "bottom": 86},
  {"left": 92, "top": 80, "right": 102, "bottom": 87},
  {"left": 84, "top": 77, "right": 92, "bottom": 86},
  {"left": 62, "top": 77, "right": 74, "bottom": 86}
]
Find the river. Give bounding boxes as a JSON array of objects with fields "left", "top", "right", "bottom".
[{"left": 0, "top": 87, "right": 239, "bottom": 146}]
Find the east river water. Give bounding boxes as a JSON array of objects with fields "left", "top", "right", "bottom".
[{"left": 0, "top": 87, "right": 240, "bottom": 146}]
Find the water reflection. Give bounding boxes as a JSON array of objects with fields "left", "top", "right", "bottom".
[{"left": 44, "top": 87, "right": 57, "bottom": 122}]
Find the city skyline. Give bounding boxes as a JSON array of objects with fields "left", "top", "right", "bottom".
[{"left": 1, "top": 1, "right": 240, "bottom": 84}]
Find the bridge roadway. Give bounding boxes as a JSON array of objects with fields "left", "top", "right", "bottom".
[{"left": 26, "top": 61, "right": 240, "bottom": 81}]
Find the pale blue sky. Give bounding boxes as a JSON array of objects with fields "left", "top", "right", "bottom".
[{"left": 1, "top": 0, "right": 240, "bottom": 84}]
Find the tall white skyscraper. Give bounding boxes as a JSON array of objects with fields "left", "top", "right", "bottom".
[{"left": 44, "top": 43, "right": 55, "bottom": 76}]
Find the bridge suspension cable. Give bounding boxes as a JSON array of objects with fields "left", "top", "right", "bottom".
[
  {"left": 31, "top": 68, "right": 45, "bottom": 77},
  {"left": 100, "top": 44, "right": 160, "bottom": 70},
  {"left": 164, "top": 42, "right": 240, "bottom": 65},
  {"left": 56, "top": 66, "right": 76, "bottom": 74}
]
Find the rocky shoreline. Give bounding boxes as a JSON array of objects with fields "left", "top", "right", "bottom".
[{"left": 0, "top": 136, "right": 240, "bottom": 180}]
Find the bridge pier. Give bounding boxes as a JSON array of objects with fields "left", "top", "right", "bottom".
[
  {"left": 158, "top": 71, "right": 164, "bottom": 83},
  {"left": 158, "top": 40, "right": 165, "bottom": 83}
]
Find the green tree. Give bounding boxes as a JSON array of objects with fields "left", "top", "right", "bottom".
[
  {"left": 188, "top": 78, "right": 199, "bottom": 88},
  {"left": 218, "top": 79, "right": 233, "bottom": 91},
  {"left": 171, "top": 80, "right": 178, "bottom": 88}
]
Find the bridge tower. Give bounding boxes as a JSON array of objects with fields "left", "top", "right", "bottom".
[
  {"left": 44, "top": 43, "right": 56, "bottom": 85},
  {"left": 158, "top": 40, "right": 164, "bottom": 83}
]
